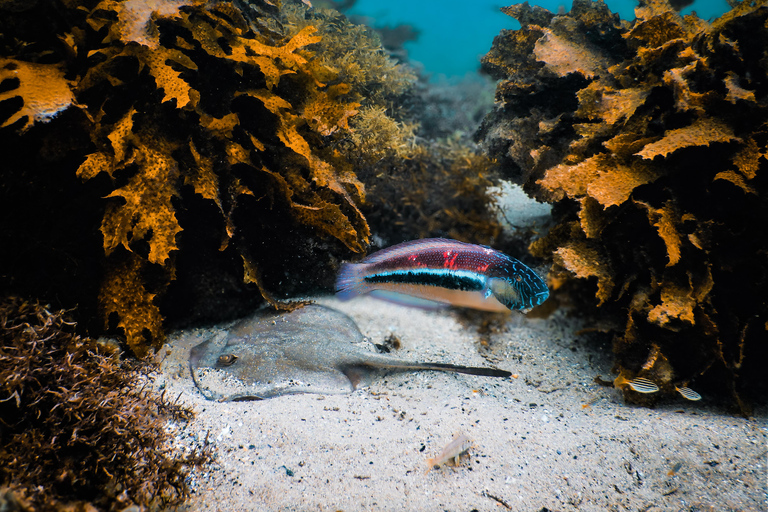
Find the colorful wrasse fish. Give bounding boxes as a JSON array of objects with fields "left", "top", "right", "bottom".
[{"left": 335, "top": 238, "right": 549, "bottom": 312}]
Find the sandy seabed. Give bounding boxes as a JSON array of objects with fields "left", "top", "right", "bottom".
[{"left": 155, "top": 294, "right": 767, "bottom": 512}]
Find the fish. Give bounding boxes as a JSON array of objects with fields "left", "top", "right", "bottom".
[
  {"left": 614, "top": 374, "right": 660, "bottom": 394},
  {"left": 667, "top": 461, "right": 684, "bottom": 476},
  {"left": 425, "top": 433, "right": 473, "bottom": 474},
  {"left": 189, "top": 305, "right": 511, "bottom": 401},
  {"left": 676, "top": 386, "right": 702, "bottom": 401},
  {"left": 336, "top": 238, "right": 549, "bottom": 312}
]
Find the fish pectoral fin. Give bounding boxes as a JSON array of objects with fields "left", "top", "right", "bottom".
[
  {"left": 340, "top": 365, "right": 374, "bottom": 390},
  {"left": 368, "top": 290, "right": 448, "bottom": 309}
]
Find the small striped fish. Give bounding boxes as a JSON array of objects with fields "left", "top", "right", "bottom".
[
  {"left": 335, "top": 238, "right": 549, "bottom": 312},
  {"left": 614, "top": 374, "right": 660, "bottom": 394},
  {"left": 676, "top": 386, "right": 702, "bottom": 401}
]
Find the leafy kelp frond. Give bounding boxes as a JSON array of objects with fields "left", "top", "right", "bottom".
[
  {"left": 1, "top": 0, "right": 420, "bottom": 352},
  {"left": 75, "top": 0, "right": 373, "bottom": 349},
  {"left": 0, "top": 58, "right": 75, "bottom": 132},
  {"left": 272, "top": 2, "right": 416, "bottom": 106},
  {"left": 479, "top": 0, "right": 768, "bottom": 413}
]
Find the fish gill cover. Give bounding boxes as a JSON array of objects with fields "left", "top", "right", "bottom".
[{"left": 477, "top": 0, "right": 767, "bottom": 413}]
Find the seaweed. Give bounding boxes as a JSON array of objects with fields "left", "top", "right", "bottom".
[
  {"left": 478, "top": 0, "right": 768, "bottom": 412},
  {"left": 0, "top": 297, "right": 208, "bottom": 511},
  {"left": 359, "top": 139, "right": 504, "bottom": 248},
  {"left": 0, "top": 0, "right": 415, "bottom": 353}
]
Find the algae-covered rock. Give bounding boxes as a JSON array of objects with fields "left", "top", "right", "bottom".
[
  {"left": 0, "top": 0, "right": 416, "bottom": 353},
  {"left": 1, "top": 0, "right": 512, "bottom": 356},
  {"left": 478, "top": 0, "right": 768, "bottom": 413}
]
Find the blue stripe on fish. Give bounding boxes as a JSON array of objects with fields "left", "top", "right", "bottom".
[
  {"left": 336, "top": 238, "right": 549, "bottom": 312},
  {"left": 364, "top": 269, "right": 486, "bottom": 293}
]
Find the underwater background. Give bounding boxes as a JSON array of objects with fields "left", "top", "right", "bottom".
[
  {"left": 1, "top": 0, "right": 766, "bottom": 509},
  {"left": 347, "top": 0, "right": 731, "bottom": 78}
]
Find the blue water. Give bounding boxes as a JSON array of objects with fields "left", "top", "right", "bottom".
[{"left": 347, "top": 0, "right": 731, "bottom": 79}]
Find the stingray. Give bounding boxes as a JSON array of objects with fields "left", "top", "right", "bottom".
[{"left": 189, "top": 304, "right": 510, "bottom": 401}]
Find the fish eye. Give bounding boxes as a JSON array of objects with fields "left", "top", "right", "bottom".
[
  {"left": 515, "top": 275, "right": 523, "bottom": 282},
  {"left": 217, "top": 354, "right": 238, "bottom": 367}
]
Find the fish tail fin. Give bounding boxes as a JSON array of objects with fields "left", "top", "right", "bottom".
[{"left": 335, "top": 263, "right": 368, "bottom": 301}]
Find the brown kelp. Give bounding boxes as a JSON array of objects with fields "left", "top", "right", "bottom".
[
  {"left": 0, "top": 297, "right": 208, "bottom": 511},
  {"left": 357, "top": 139, "right": 505, "bottom": 247},
  {"left": 478, "top": 0, "right": 767, "bottom": 412},
  {"left": 0, "top": 0, "right": 414, "bottom": 354}
]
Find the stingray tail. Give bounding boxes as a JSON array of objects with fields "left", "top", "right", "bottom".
[
  {"left": 419, "top": 362, "right": 511, "bottom": 378},
  {"left": 363, "top": 358, "right": 511, "bottom": 378}
]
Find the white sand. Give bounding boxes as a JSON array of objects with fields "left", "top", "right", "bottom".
[{"left": 156, "top": 296, "right": 767, "bottom": 511}]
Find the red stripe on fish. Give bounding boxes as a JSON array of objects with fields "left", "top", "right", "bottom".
[{"left": 336, "top": 238, "right": 549, "bottom": 312}]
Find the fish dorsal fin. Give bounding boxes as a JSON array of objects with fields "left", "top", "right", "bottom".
[{"left": 361, "top": 238, "right": 482, "bottom": 264}]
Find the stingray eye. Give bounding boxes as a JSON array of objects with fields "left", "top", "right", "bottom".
[{"left": 217, "top": 354, "right": 238, "bottom": 367}]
